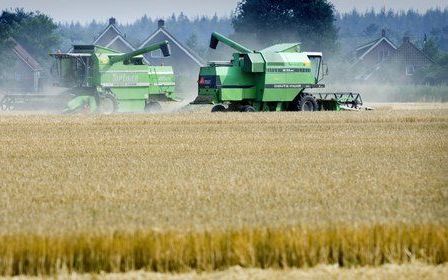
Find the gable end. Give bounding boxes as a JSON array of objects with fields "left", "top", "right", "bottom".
[{"left": 139, "top": 28, "right": 204, "bottom": 67}]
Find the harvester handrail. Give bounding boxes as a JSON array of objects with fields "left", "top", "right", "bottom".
[
  {"left": 109, "top": 41, "right": 171, "bottom": 65},
  {"left": 210, "top": 32, "right": 254, "bottom": 54}
]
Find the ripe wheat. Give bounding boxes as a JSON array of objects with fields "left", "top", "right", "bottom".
[{"left": 0, "top": 105, "right": 447, "bottom": 275}]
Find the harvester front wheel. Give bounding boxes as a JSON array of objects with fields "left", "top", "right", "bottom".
[
  {"left": 295, "top": 94, "right": 318, "bottom": 112},
  {"left": 211, "top": 104, "right": 226, "bottom": 112},
  {"left": 145, "top": 101, "right": 162, "bottom": 113},
  {"left": 98, "top": 93, "right": 117, "bottom": 114}
]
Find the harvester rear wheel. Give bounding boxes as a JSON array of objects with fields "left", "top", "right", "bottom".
[
  {"left": 294, "top": 94, "right": 318, "bottom": 112},
  {"left": 1, "top": 97, "right": 14, "bottom": 111},
  {"left": 241, "top": 105, "right": 256, "bottom": 112},
  {"left": 211, "top": 104, "right": 226, "bottom": 112},
  {"left": 98, "top": 93, "right": 117, "bottom": 114},
  {"left": 1, "top": 103, "right": 10, "bottom": 111},
  {"left": 145, "top": 102, "right": 162, "bottom": 113}
]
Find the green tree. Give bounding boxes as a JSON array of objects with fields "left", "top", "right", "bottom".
[
  {"left": 186, "top": 33, "right": 198, "bottom": 51},
  {"left": 0, "top": 10, "right": 19, "bottom": 69},
  {"left": 423, "top": 37, "right": 440, "bottom": 61},
  {"left": 185, "top": 32, "right": 207, "bottom": 56},
  {"left": 232, "top": 0, "right": 338, "bottom": 53},
  {"left": 0, "top": 9, "right": 60, "bottom": 67},
  {"left": 415, "top": 54, "right": 448, "bottom": 85},
  {"left": 363, "top": 24, "right": 379, "bottom": 37}
]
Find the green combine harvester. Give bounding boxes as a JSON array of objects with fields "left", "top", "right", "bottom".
[
  {"left": 1, "top": 41, "right": 176, "bottom": 113},
  {"left": 196, "top": 32, "right": 365, "bottom": 112}
]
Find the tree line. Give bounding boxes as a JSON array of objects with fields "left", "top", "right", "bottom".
[
  {"left": 58, "top": 3, "right": 448, "bottom": 58},
  {"left": 0, "top": 9, "right": 59, "bottom": 77},
  {"left": 337, "top": 8, "right": 448, "bottom": 53}
]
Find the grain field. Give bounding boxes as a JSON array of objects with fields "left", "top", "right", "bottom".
[{"left": 0, "top": 104, "right": 447, "bottom": 276}]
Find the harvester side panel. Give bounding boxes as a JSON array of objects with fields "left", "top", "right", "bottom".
[
  {"left": 261, "top": 52, "right": 315, "bottom": 102},
  {"left": 243, "top": 53, "right": 265, "bottom": 73},
  {"left": 149, "top": 66, "right": 176, "bottom": 96},
  {"left": 217, "top": 66, "right": 256, "bottom": 101},
  {"left": 100, "top": 65, "right": 175, "bottom": 112},
  {"left": 99, "top": 64, "right": 149, "bottom": 88}
]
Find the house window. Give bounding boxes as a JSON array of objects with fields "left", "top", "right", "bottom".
[
  {"left": 406, "top": 65, "right": 416, "bottom": 76},
  {"left": 151, "top": 49, "right": 162, "bottom": 58}
]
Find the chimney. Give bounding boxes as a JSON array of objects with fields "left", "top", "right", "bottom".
[
  {"left": 109, "top": 17, "right": 116, "bottom": 25},
  {"left": 381, "top": 29, "right": 386, "bottom": 37},
  {"left": 403, "top": 36, "right": 410, "bottom": 43},
  {"left": 158, "top": 19, "right": 165, "bottom": 29}
]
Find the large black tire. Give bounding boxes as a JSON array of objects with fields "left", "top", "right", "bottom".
[
  {"left": 241, "top": 105, "right": 256, "bottom": 112},
  {"left": 293, "top": 94, "right": 318, "bottom": 112},
  {"left": 98, "top": 93, "right": 118, "bottom": 114},
  {"left": 211, "top": 104, "right": 226, "bottom": 112},
  {"left": 145, "top": 101, "right": 162, "bottom": 113}
]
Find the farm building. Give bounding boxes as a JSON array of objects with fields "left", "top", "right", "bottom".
[
  {"left": 0, "top": 38, "right": 43, "bottom": 93},
  {"left": 352, "top": 30, "right": 434, "bottom": 82},
  {"left": 93, "top": 18, "right": 135, "bottom": 52},
  {"left": 139, "top": 19, "right": 205, "bottom": 90}
]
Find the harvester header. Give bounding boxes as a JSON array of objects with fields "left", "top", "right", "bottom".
[{"left": 109, "top": 41, "right": 171, "bottom": 65}]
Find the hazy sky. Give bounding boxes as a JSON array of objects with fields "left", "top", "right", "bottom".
[{"left": 0, "top": 0, "right": 447, "bottom": 23}]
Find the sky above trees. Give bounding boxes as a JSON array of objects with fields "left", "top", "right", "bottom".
[{"left": 0, "top": 0, "right": 446, "bottom": 23}]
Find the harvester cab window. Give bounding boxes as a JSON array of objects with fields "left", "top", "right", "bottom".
[
  {"left": 307, "top": 56, "right": 322, "bottom": 82},
  {"left": 73, "top": 56, "right": 91, "bottom": 87}
]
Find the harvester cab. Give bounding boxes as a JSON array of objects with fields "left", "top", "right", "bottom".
[
  {"left": 302, "top": 53, "right": 324, "bottom": 83},
  {"left": 48, "top": 41, "right": 176, "bottom": 114},
  {"left": 50, "top": 51, "right": 94, "bottom": 88},
  {"left": 196, "top": 32, "right": 364, "bottom": 112}
]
